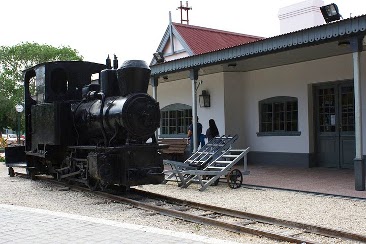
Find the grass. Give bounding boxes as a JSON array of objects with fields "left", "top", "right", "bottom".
[{"left": 0, "top": 145, "right": 4, "bottom": 162}]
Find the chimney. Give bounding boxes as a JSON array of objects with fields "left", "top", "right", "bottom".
[{"left": 278, "top": 0, "right": 325, "bottom": 34}]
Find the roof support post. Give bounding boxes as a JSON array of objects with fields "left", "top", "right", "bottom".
[
  {"left": 190, "top": 68, "right": 199, "bottom": 153},
  {"left": 351, "top": 36, "right": 365, "bottom": 191},
  {"left": 150, "top": 76, "right": 159, "bottom": 140}
]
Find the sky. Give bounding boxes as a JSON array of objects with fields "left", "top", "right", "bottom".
[{"left": 1, "top": 0, "right": 365, "bottom": 65}]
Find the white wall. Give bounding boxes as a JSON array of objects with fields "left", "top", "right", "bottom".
[
  {"left": 278, "top": 0, "right": 325, "bottom": 34},
  {"left": 223, "top": 74, "right": 246, "bottom": 148},
  {"left": 198, "top": 73, "right": 226, "bottom": 138},
  {"left": 360, "top": 51, "right": 366, "bottom": 154},
  {"left": 224, "top": 52, "right": 366, "bottom": 153},
  {"left": 150, "top": 51, "right": 366, "bottom": 154},
  {"left": 164, "top": 52, "right": 189, "bottom": 62},
  {"left": 149, "top": 73, "right": 226, "bottom": 138},
  {"left": 163, "top": 35, "right": 189, "bottom": 61},
  {"left": 173, "top": 35, "right": 184, "bottom": 51}
]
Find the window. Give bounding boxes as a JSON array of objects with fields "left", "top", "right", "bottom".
[
  {"left": 258, "top": 96, "right": 300, "bottom": 136},
  {"left": 51, "top": 68, "right": 68, "bottom": 94},
  {"left": 161, "top": 103, "right": 192, "bottom": 137}
]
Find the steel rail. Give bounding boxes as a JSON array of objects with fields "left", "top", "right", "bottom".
[
  {"left": 131, "top": 188, "right": 366, "bottom": 243},
  {"left": 15, "top": 173, "right": 366, "bottom": 243}
]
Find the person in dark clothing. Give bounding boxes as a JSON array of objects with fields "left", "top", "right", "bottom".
[
  {"left": 187, "top": 117, "right": 202, "bottom": 153},
  {"left": 206, "top": 119, "right": 219, "bottom": 142}
]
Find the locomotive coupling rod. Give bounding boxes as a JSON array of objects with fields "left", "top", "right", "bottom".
[{"left": 59, "top": 170, "right": 82, "bottom": 179}]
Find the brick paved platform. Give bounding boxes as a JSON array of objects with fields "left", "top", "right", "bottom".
[
  {"left": 0, "top": 204, "right": 238, "bottom": 244},
  {"left": 242, "top": 164, "right": 366, "bottom": 199}
]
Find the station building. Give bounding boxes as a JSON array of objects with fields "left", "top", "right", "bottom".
[{"left": 148, "top": 0, "right": 366, "bottom": 190}]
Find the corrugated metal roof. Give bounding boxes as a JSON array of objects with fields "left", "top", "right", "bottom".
[{"left": 173, "top": 23, "right": 263, "bottom": 55}]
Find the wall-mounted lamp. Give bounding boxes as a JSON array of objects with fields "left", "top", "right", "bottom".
[
  {"left": 228, "top": 63, "right": 237, "bottom": 67},
  {"left": 320, "top": 3, "right": 341, "bottom": 23},
  {"left": 163, "top": 75, "right": 168, "bottom": 80},
  {"left": 153, "top": 52, "right": 165, "bottom": 64},
  {"left": 199, "top": 90, "right": 210, "bottom": 108}
]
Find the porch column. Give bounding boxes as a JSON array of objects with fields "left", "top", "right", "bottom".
[
  {"left": 351, "top": 37, "right": 365, "bottom": 191},
  {"left": 190, "top": 69, "right": 199, "bottom": 153},
  {"left": 150, "top": 76, "right": 159, "bottom": 141}
]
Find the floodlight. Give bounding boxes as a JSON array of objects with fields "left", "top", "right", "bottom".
[{"left": 320, "top": 3, "right": 341, "bottom": 23}]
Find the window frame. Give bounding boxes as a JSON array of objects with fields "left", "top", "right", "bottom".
[
  {"left": 160, "top": 103, "right": 192, "bottom": 138},
  {"left": 257, "top": 96, "right": 301, "bottom": 136}
]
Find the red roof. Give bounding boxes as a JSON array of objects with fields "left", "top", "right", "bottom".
[{"left": 173, "top": 23, "right": 263, "bottom": 55}]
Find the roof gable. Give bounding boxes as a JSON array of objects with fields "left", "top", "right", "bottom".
[
  {"left": 173, "top": 23, "right": 263, "bottom": 55},
  {"left": 151, "top": 22, "right": 263, "bottom": 65}
]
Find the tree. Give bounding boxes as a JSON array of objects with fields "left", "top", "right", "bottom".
[{"left": 0, "top": 42, "right": 83, "bottom": 132}]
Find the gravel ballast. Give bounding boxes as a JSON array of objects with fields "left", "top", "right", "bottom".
[{"left": 1, "top": 162, "right": 365, "bottom": 243}]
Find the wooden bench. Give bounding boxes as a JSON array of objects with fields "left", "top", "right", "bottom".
[{"left": 159, "top": 138, "right": 188, "bottom": 162}]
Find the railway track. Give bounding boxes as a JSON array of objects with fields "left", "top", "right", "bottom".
[{"left": 16, "top": 173, "right": 366, "bottom": 244}]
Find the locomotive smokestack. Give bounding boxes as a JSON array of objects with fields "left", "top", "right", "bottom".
[
  {"left": 116, "top": 60, "right": 151, "bottom": 96},
  {"left": 113, "top": 54, "right": 118, "bottom": 69},
  {"left": 106, "top": 55, "right": 112, "bottom": 69}
]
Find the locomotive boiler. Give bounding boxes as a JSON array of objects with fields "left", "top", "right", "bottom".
[{"left": 5, "top": 56, "right": 165, "bottom": 190}]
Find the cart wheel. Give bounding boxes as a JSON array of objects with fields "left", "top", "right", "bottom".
[
  {"left": 226, "top": 169, "right": 243, "bottom": 189},
  {"left": 8, "top": 167, "right": 15, "bottom": 177}
]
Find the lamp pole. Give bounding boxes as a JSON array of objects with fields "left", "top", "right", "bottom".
[{"left": 15, "top": 104, "right": 24, "bottom": 144}]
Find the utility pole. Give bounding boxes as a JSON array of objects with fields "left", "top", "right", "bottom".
[{"left": 177, "top": 1, "right": 192, "bottom": 25}]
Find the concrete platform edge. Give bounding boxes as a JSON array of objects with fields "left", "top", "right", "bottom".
[{"left": 0, "top": 204, "right": 239, "bottom": 244}]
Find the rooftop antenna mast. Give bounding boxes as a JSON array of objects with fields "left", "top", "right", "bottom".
[{"left": 177, "top": 1, "right": 192, "bottom": 25}]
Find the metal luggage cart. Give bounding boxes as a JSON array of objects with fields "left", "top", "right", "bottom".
[
  {"left": 179, "top": 147, "right": 250, "bottom": 191},
  {"left": 186, "top": 135, "right": 239, "bottom": 169},
  {"left": 163, "top": 135, "right": 250, "bottom": 190},
  {"left": 163, "top": 135, "right": 238, "bottom": 183}
]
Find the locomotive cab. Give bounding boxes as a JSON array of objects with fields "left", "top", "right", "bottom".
[
  {"left": 23, "top": 61, "right": 107, "bottom": 152},
  {"left": 6, "top": 61, "right": 106, "bottom": 172}
]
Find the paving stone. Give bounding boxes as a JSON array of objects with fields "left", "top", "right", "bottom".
[{"left": 0, "top": 204, "right": 238, "bottom": 244}]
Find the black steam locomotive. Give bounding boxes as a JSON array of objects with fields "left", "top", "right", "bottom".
[{"left": 5, "top": 56, "right": 165, "bottom": 190}]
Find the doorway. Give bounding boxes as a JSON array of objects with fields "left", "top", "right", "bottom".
[{"left": 314, "top": 81, "right": 355, "bottom": 169}]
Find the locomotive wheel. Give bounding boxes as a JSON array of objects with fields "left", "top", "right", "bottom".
[
  {"left": 26, "top": 168, "right": 36, "bottom": 181},
  {"left": 226, "top": 169, "right": 243, "bottom": 189},
  {"left": 8, "top": 167, "right": 15, "bottom": 177},
  {"left": 99, "top": 181, "right": 109, "bottom": 191},
  {"left": 87, "top": 178, "right": 100, "bottom": 191}
]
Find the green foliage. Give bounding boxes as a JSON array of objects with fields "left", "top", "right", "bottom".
[
  {"left": 0, "top": 42, "right": 83, "bottom": 131},
  {"left": 0, "top": 137, "right": 5, "bottom": 148}
]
